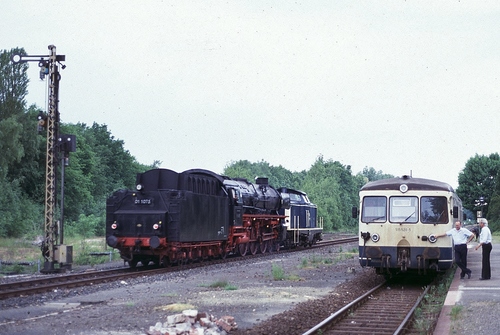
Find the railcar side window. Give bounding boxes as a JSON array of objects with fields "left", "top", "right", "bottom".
[
  {"left": 421, "top": 196, "right": 448, "bottom": 224},
  {"left": 389, "top": 196, "right": 418, "bottom": 223},
  {"left": 361, "top": 196, "right": 387, "bottom": 223}
]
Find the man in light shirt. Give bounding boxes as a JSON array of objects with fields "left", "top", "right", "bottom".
[
  {"left": 435, "top": 221, "right": 475, "bottom": 279},
  {"left": 475, "top": 218, "right": 492, "bottom": 280}
]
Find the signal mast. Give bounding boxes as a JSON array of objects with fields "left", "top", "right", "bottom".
[{"left": 11, "top": 45, "right": 75, "bottom": 273}]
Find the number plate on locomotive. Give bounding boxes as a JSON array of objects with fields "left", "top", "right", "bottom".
[{"left": 135, "top": 198, "right": 153, "bottom": 205}]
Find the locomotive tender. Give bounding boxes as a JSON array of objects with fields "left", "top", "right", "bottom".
[
  {"left": 353, "top": 175, "right": 463, "bottom": 276},
  {"left": 106, "top": 168, "right": 321, "bottom": 267}
]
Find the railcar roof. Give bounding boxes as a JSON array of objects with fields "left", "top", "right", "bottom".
[{"left": 361, "top": 176, "right": 455, "bottom": 192}]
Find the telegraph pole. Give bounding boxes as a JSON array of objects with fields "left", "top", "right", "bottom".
[{"left": 11, "top": 45, "right": 75, "bottom": 273}]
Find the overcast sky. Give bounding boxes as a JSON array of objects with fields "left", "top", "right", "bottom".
[{"left": 3, "top": 1, "right": 499, "bottom": 188}]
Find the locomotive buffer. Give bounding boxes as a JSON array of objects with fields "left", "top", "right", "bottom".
[{"left": 11, "top": 45, "right": 76, "bottom": 273}]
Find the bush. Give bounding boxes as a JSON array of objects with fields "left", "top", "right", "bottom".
[{"left": 65, "top": 214, "right": 104, "bottom": 238}]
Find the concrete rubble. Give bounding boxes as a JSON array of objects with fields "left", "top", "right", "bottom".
[{"left": 146, "top": 309, "right": 238, "bottom": 335}]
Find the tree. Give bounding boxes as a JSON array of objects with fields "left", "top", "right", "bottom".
[
  {"left": 223, "top": 159, "right": 303, "bottom": 189},
  {"left": 358, "top": 166, "right": 394, "bottom": 182},
  {"left": 62, "top": 122, "right": 149, "bottom": 235},
  {"left": 0, "top": 47, "right": 29, "bottom": 179},
  {"left": 301, "top": 156, "right": 359, "bottom": 231},
  {"left": 487, "top": 168, "right": 500, "bottom": 231},
  {"left": 0, "top": 47, "right": 43, "bottom": 237},
  {"left": 456, "top": 153, "right": 500, "bottom": 219}
]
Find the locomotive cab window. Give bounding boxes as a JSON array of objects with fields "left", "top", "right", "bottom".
[
  {"left": 421, "top": 196, "right": 448, "bottom": 224},
  {"left": 361, "top": 196, "right": 387, "bottom": 223},
  {"left": 390, "top": 196, "right": 418, "bottom": 223}
]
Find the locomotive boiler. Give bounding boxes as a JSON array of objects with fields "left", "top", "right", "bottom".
[{"left": 106, "top": 168, "right": 292, "bottom": 267}]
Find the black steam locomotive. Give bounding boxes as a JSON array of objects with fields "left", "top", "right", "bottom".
[{"left": 106, "top": 168, "right": 322, "bottom": 267}]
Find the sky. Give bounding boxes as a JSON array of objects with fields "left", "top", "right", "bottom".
[{"left": 2, "top": 1, "right": 499, "bottom": 188}]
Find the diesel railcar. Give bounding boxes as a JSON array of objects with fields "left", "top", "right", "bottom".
[{"left": 353, "top": 175, "right": 463, "bottom": 276}]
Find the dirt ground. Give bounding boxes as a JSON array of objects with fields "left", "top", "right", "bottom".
[{"left": 0, "top": 241, "right": 383, "bottom": 335}]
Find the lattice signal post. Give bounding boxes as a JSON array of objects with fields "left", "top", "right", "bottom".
[{"left": 11, "top": 45, "right": 75, "bottom": 273}]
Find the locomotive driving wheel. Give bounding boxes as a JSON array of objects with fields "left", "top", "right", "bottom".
[
  {"left": 250, "top": 242, "right": 259, "bottom": 255},
  {"left": 238, "top": 243, "right": 248, "bottom": 256},
  {"left": 259, "top": 241, "right": 267, "bottom": 253},
  {"left": 266, "top": 240, "right": 274, "bottom": 253}
]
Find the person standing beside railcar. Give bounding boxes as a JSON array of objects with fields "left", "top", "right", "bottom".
[
  {"left": 475, "top": 218, "right": 492, "bottom": 280},
  {"left": 435, "top": 221, "right": 475, "bottom": 279}
]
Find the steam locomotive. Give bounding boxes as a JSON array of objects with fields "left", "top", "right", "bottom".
[{"left": 106, "top": 168, "right": 322, "bottom": 267}]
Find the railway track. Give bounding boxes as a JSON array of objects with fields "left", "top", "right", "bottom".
[
  {"left": 303, "top": 277, "right": 432, "bottom": 335},
  {"left": 0, "top": 236, "right": 358, "bottom": 301}
]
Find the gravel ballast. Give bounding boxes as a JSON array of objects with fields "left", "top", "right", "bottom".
[{"left": 1, "top": 241, "right": 385, "bottom": 335}]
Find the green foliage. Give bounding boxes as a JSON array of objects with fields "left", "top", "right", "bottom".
[
  {"left": 201, "top": 280, "right": 238, "bottom": 290},
  {"left": 301, "top": 156, "right": 360, "bottom": 231},
  {"left": 299, "top": 255, "right": 333, "bottom": 268},
  {"left": 357, "top": 166, "right": 394, "bottom": 182},
  {"left": 271, "top": 263, "right": 301, "bottom": 281},
  {"left": 223, "top": 159, "right": 303, "bottom": 189},
  {"left": 66, "top": 214, "right": 104, "bottom": 238},
  {"left": 271, "top": 263, "right": 286, "bottom": 280},
  {"left": 61, "top": 123, "right": 149, "bottom": 222},
  {"left": 456, "top": 153, "right": 500, "bottom": 219},
  {"left": 0, "top": 46, "right": 150, "bottom": 238},
  {"left": 223, "top": 156, "right": 365, "bottom": 232},
  {"left": 450, "top": 305, "right": 463, "bottom": 321}
]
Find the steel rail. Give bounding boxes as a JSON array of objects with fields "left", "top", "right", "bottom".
[
  {"left": 302, "top": 281, "right": 431, "bottom": 335},
  {"left": 1, "top": 236, "right": 357, "bottom": 300}
]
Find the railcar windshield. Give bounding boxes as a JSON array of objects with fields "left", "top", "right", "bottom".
[
  {"left": 361, "top": 194, "right": 450, "bottom": 224},
  {"left": 420, "top": 196, "right": 448, "bottom": 224},
  {"left": 390, "top": 196, "right": 418, "bottom": 223},
  {"left": 361, "top": 196, "right": 387, "bottom": 223}
]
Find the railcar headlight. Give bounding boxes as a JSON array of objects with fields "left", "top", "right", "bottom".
[
  {"left": 136, "top": 183, "right": 143, "bottom": 191},
  {"left": 428, "top": 234, "right": 437, "bottom": 243},
  {"left": 111, "top": 222, "right": 118, "bottom": 230},
  {"left": 371, "top": 233, "right": 380, "bottom": 243},
  {"left": 153, "top": 222, "right": 162, "bottom": 230}
]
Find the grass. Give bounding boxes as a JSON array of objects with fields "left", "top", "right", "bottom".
[
  {"left": 271, "top": 263, "right": 302, "bottom": 281},
  {"left": 201, "top": 280, "right": 238, "bottom": 291},
  {"left": 450, "top": 305, "right": 463, "bottom": 320},
  {"left": 409, "top": 266, "right": 456, "bottom": 333},
  {"left": 0, "top": 235, "right": 117, "bottom": 275},
  {"left": 298, "top": 249, "right": 357, "bottom": 270}
]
